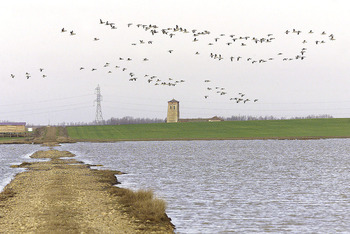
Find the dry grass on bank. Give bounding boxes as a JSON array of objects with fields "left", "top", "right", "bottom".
[
  {"left": 110, "top": 187, "right": 168, "bottom": 223},
  {"left": 0, "top": 188, "right": 16, "bottom": 202}
]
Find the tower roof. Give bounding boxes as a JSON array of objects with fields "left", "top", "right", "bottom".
[{"left": 168, "top": 99, "right": 179, "bottom": 103}]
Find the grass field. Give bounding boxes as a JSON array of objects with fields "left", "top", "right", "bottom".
[
  {"left": 0, "top": 137, "right": 24, "bottom": 141},
  {"left": 67, "top": 118, "right": 350, "bottom": 141}
]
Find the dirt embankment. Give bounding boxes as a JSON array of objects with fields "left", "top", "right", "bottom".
[
  {"left": 33, "top": 126, "right": 76, "bottom": 146},
  {"left": 0, "top": 126, "right": 76, "bottom": 145},
  {"left": 0, "top": 150, "right": 174, "bottom": 233}
]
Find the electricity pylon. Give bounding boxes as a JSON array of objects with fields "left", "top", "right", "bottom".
[{"left": 94, "top": 84, "right": 104, "bottom": 124}]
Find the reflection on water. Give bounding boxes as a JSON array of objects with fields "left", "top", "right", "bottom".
[
  {"left": 58, "top": 139, "right": 350, "bottom": 233},
  {"left": 1, "top": 140, "right": 350, "bottom": 233}
]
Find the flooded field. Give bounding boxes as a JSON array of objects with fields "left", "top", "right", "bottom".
[
  {"left": 59, "top": 139, "right": 350, "bottom": 233},
  {"left": 1, "top": 139, "right": 350, "bottom": 233}
]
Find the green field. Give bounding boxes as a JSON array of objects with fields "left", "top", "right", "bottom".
[
  {"left": 66, "top": 118, "right": 350, "bottom": 141},
  {"left": 0, "top": 137, "right": 22, "bottom": 141}
]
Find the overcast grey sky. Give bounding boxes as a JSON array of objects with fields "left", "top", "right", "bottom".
[{"left": 1, "top": 0, "right": 349, "bottom": 125}]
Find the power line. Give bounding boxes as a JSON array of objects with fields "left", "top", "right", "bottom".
[
  {"left": 0, "top": 93, "right": 94, "bottom": 107},
  {"left": 2, "top": 102, "right": 89, "bottom": 115},
  {"left": 0, "top": 105, "right": 92, "bottom": 119},
  {"left": 103, "top": 94, "right": 350, "bottom": 106}
]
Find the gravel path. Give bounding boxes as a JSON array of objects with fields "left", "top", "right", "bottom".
[{"left": 0, "top": 150, "right": 174, "bottom": 233}]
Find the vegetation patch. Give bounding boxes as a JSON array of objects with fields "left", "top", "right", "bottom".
[
  {"left": 0, "top": 137, "right": 22, "bottom": 141},
  {"left": 10, "top": 162, "right": 32, "bottom": 168},
  {"left": 110, "top": 187, "right": 170, "bottom": 224},
  {"left": 67, "top": 118, "right": 350, "bottom": 141},
  {"left": 0, "top": 188, "right": 16, "bottom": 201}
]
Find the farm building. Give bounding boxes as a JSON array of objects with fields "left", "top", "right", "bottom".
[
  {"left": 0, "top": 122, "right": 26, "bottom": 137},
  {"left": 178, "top": 116, "right": 224, "bottom": 123}
]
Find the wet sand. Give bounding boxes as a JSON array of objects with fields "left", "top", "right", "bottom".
[{"left": 0, "top": 150, "right": 174, "bottom": 233}]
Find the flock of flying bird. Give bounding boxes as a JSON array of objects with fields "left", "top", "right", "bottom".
[{"left": 9, "top": 19, "right": 336, "bottom": 104}]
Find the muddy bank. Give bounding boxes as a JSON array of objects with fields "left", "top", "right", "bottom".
[{"left": 0, "top": 150, "right": 174, "bottom": 233}]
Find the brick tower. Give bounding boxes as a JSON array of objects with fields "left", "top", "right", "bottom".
[{"left": 167, "top": 99, "right": 179, "bottom": 123}]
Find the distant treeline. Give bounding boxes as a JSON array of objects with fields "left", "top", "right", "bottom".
[
  {"left": 224, "top": 114, "right": 333, "bottom": 121},
  {"left": 103, "top": 116, "right": 165, "bottom": 125},
  {"left": 50, "top": 114, "right": 334, "bottom": 126},
  {"left": 55, "top": 116, "right": 166, "bottom": 126}
]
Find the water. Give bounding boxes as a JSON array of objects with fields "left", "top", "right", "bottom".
[
  {"left": 57, "top": 139, "right": 350, "bottom": 233},
  {"left": 0, "top": 144, "right": 49, "bottom": 191},
  {"left": 1, "top": 140, "right": 350, "bottom": 233}
]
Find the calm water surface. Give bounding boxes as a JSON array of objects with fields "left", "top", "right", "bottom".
[{"left": 57, "top": 139, "right": 350, "bottom": 233}]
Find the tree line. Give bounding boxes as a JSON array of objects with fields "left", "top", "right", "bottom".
[
  {"left": 224, "top": 114, "right": 333, "bottom": 121},
  {"left": 50, "top": 114, "right": 333, "bottom": 126}
]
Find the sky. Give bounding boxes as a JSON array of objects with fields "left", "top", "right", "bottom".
[{"left": 1, "top": 0, "right": 349, "bottom": 125}]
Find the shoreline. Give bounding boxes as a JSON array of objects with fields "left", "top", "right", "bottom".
[
  {"left": 1, "top": 135, "right": 350, "bottom": 145},
  {"left": 73, "top": 135, "right": 350, "bottom": 142},
  {"left": 0, "top": 150, "right": 174, "bottom": 233}
]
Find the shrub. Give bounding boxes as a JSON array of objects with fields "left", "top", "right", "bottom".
[{"left": 112, "top": 188, "right": 167, "bottom": 222}]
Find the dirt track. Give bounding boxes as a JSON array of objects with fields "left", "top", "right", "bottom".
[{"left": 0, "top": 128, "right": 174, "bottom": 233}]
